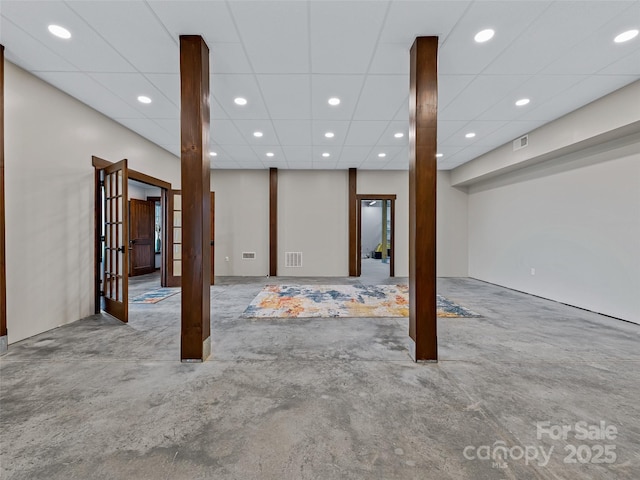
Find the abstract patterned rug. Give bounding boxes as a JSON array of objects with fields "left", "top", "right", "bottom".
[
  {"left": 242, "top": 285, "right": 480, "bottom": 318},
  {"left": 130, "top": 287, "right": 180, "bottom": 304}
]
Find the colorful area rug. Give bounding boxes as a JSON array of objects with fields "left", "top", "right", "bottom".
[
  {"left": 130, "top": 288, "right": 180, "bottom": 304},
  {"left": 242, "top": 285, "right": 480, "bottom": 319}
]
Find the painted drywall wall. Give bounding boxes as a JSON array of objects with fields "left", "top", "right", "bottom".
[
  {"left": 361, "top": 202, "right": 382, "bottom": 257},
  {"left": 4, "top": 61, "right": 180, "bottom": 343},
  {"left": 467, "top": 136, "right": 640, "bottom": 324},
  {"left": 210, "top": 170, "right": 269, "bottom": 276},
  {"left": 278, "top": 170, "right": 349, "bottom": 276}
]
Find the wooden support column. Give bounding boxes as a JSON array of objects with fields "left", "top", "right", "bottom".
[
  {"left": 408, "top": 36, "right": 438, "bottom": 362},
  {"left": 348, "top": 168, "right": 357, "bottom": 276},
  {"left": 269, "top": 168, "right": 277, "bottom": 276},
  {"left": 180, "top": 36, "right": 211, "bottom": 362},
  {"left": 0, "top": 45, "right": 7, "bottom": 354}
]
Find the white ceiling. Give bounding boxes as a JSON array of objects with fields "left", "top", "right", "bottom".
[{"left": 1, "top": 0, "right": 639, "bottom": 170}]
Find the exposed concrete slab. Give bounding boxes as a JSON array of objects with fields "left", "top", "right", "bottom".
[{"left": 1, "top": 274, "right": 638, "bottom": 479}]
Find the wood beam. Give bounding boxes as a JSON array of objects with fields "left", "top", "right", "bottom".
[
  {"left": 408, "top": 37, "right": 438, "bottom": 362},
  {"left": 269, "top": 168, "right": 277, "bottom": 277},
  {"left": 180, "top": 35, "right": 211, "bottom": 362},
  {"left": 0, "top": 45, "right": 6, "bottom": 352},
  {"left": 348, "top": 168, "right": 357, "bottom": 276}
]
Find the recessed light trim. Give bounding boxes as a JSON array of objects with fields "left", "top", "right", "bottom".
[
  {"left": 209, "top": 151, "right": 217, "bottom": 157},
  {"left": 234, "top": 97, "right": 247, "bottom": 106},
  {"left": 515, "top": 98, "right": 530, "bottom": 106},
  {"left": 394, "top": 132, "right": 404, "bottom": 138},
  {"left": 137, "top": 95, "right": 152, "bottom": 104},
  {"left": 48, "top": 24, "right": 71, "bottom": 39},
  {"left": 378, "top": 153, "right": 386, "bottom": 158},
  {"left": 614, "top": 29, "right": 639, "bottom": 43},
  {"left": 474, "top": 28, "right": 495, "bottom": 43},
  {"left": 324, "top": 132, "right": 335, "bottom": 138},
  {"left": 266, "top": 152, "right": 274, "bottom": 157},
  {"left": 465, "top": 132, "right": 476, "bottom": 138},
  {"left": 322, "top": 152, "right": 330, "bottom": 158},
  {"left": 436, "top": 153, "right": 444, "bottom": 158},
  {"left": 328, "top": 97, "right": 341, "bottom": 106},
  {"left": 253, "top": 131, "right": 263, "bottom": 138}
]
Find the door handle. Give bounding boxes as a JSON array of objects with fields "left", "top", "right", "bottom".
[
  {"left": 210, "top": 241, "right": 215, "bottom": 246},
  {"left": 117, "top": 246, "right": 125, "bottom": 253}
]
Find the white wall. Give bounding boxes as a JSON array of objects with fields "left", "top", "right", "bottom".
[
  {"left": 4, "top": 62, "right": 180, "bottom": 343},
  {"left": 467, "top": 136, "right": 640, "bottom": 324},
  {"left": 279, "top": 170, "right": 348, "bottom": 276},
  {"left": 211, "top": 170, "right": 269, "bottom": 276},
  {"left": 361, "top": 203, "right": 382, "bottom": 256}
]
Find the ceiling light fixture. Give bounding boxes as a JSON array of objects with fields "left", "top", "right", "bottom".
[
  {"left": 48, "top": 24, "right": 71, "bottom": 39},
  {"left": 614, "top": 29, "right": 639, "bottom": 43},
  {"left": 378, "top": 153, "right": 386, "bottom": 158},
  {"left": 515, "top": 98, "right": 530, "bottom": 106},
  {"left": 209, "top": 151, "right": 217, "bottom": 157},
  {"left": 328, "top": 97, "right": 341, "bottom": 106},
  {"left": 234, "top": 97, "right": 247, "bottom": 106},
  {"left": 253, "top": 131, "right": 263, "bottom": 138},
  {"left": 474, "top": 28, "right": 495, "bottom": 43},
  {"left": 266, "top": 152, "right": 274, "bottom": 157},
  {"left": 137, "top": 95, "right": 152, "bottom": 104},
  {"left": 394, "top": 132, "right": 404, "bottom": 138},
  {"left": 324, "top": 132, "right": 335, "bottom": 138},
  {"left": 322, "top": 152, "right": 330, "bottom": 158},
  {"left": 436, "top": 153, "right": 444, "bottom": 158},
  {"left": 465, "top": 132, "right": 476, "bottom": 138}
]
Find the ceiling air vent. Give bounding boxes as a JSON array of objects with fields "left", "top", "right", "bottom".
[
  {"left": 513, "top": 134, "right": 529, "bottom": 151},
  {"left": 242, "top": 252, "right": 256, "bottom": 260},
  {"left": 285, "top": 252, "right": 303, "bottom": 268}
]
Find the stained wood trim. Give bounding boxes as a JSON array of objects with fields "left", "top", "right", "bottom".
[
  {"left": 269, "top": 168, "right": 277, "bottom": 276},
  {"left": 0, "top": 45, "right": 6, "bottom": 339},
  {"left": 180, "top": 35, "right": 211, "bottom": 361},
  {"left": 409, "top": 37, "right": 438, "bottom": 361},
  {"left": 94, "top": 168, "right": 102, "bottom": 314},
  {"left": 355, "top": 195, "right": 397, "bottom": 278},
  {"left": 92, "top": 156, "right": 171, "bottom": 190},
  {"left": 348, "top": 168, "right": 357, "bottom": 276}
]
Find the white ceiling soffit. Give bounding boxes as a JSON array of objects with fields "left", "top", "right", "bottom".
[{"left": 1, "top": 0, "right": 639, "bottom": 171}]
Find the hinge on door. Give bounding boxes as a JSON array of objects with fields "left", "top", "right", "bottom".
[
  {"left": 100, "top": 235, "right": 105, "bottom": 242},
  {"left": 99, "top": 290, "right": 104, "bottom": 296},
  {"left": 99, "top": 180, "right": 105, "bottom": 187}
]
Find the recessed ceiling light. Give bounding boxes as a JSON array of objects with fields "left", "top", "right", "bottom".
[
  {"left": 48, "top": 24, "right": 71, "bottom": 39},
  {"left": 394, "top": 132, "right": 404, "bottom": 138},
  {"left": 328, "top": 97, "right": 341, "bottom": 106},
  {"left": 465, "top": 132, "right": 476, "bottom": 138},
  {"left": 209, "top": 151, "right": 217, "bottom": 157},
  {"left": 436, "top": 153, "right": 444, "bottom": 158},
  {"left": 253, "top": 131, "right": 263, "bottom": 138},
  {"left": 614, "top": 29, "right": 639, "bottom": 43},
  {"left": 322, "top": 152, "right": 330, "bottom": 158},
  {"left": 474, "top": 29, "right": 495, "bottom": 43},
  {"left": 137, "top": 95, "right": 152, "bottom": 104},
  {"left": 266, "top": 152, "right": 274, "bottom": 157},
  {"left": 234, "top": 97, "right": 247, "bottom": 106},
  {"left": 378, "top": 153, "right": 386, "bottom": 158},
  {"left": 324, "top": 132, "right": 335, "bottom": 138},
  {"left": 515, "top": 98, "right": 530, "bottom": 106}
]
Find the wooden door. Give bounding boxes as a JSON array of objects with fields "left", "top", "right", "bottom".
[
  {"left": 165, "top": 190, "right": 215, "bottom": 287},
  {"left": 129, "top": 199, "right": 156, "bottom": 276},
  {"left": 103, "top": 160, "right": 129, "bottom": 322}
]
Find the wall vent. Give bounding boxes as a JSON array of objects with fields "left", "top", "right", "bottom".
[
  {"left": 242, "top": 252, "right": 256, "bottom": 260},
  {"left": 285, "top": 252, "right": 303, "bottom": 268},
  {"left": 513, "top": 134, "right": 529, "bottom": 151}
]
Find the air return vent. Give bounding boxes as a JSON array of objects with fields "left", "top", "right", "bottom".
[
  {"left": 242, "top": 252, "right": 256, "bottom": 260},
  {"left": 285, "top": 252, "right": 303, "bottom": 267},
  {"left": 513, "top": 134, "right": 529, "bottom": 151}
]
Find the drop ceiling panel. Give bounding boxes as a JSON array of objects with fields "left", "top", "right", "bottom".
[
  {"left": 282, "top": 146, "right": 312, "bottom": 163},
  {"left": 272, "top": 120, "right": 312, "bottom": 146},
  {"left": 257, "top": 75, "right": 311, "bottom": 119},
  {"left": 251, "top": 146, "right": 285, "bottom": 163},
  {"left": 443, "top": 121, "right": 508, "bottom": 148},
  {"left": 89, "top": 73, "right": 178, "bottom": 118},
  {"left": 152, "top": 118, "right": 180, "bottom": 137},
  {"left": 311, "top": 121, "right": 351, "bottom": 146},
  {"left": 115, "top": 118, "right": 174, "bottom": 146},
  {"left": 438, "top": 1, "right": 550, "bottom": 75},
  {"left": 377, "top": 121, "right": 409, "bottom": 146},
  {"left": 369, "top": 43, "right": 409, "bottom": 75},
  {"left": 1, "top": 1, "right": 135, "bottom": 72},
  {"left": 210, "top": 44, "right": 253, "bottom": 74},
  {"left": 0, "top": 18, "right": 77, "bottom": 72},
  {"left": 311, "top": 75, "right": 364, "bottom": 120},
  {"left": 438, "top": 121, "right": 470, "bottom": 143},
  {"left": 309, "top": 1, "right": 388, "bottom": 74},
  {"left": 67, "top": 0, "right": 178, "bottom": 74},
  {"left": 343, "top": 121, "right": 389, "bottom": 146},
  {"left": 599, "top": 48, "right": 640, "bottom": 75},
  {"left": 437, "top": 75, "right": 476, "bottom": 110},
  {"left": 212, "top": 74, "right": 270, "bottom": 119},
  {"left": 147, "top": 1, "right": 240, "bottom": 44},
  {"left": 210, "top": 120, "right": 246, "bottom": 145},
  {"left": 229, "top": 1, "right": 309, "bottom": 74},
  {"left": 220, "top": 145, "right": 260, "bottom": 163},
  {"left": 232, "top": 120, "right": 278, "bottom": 145},
  {"left": 353, "top": 75, "right": 408, "bottom": 120},
  {"left": 311, "top": 146, "right": 340, "bottom": 166}
]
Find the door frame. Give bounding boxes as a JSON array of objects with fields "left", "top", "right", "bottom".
[
  {"left": 355, "top": 194, "right": 396, "bottom": 278},
  {"left": 92, "top": 156, "right": 172, "bottom": 314}
]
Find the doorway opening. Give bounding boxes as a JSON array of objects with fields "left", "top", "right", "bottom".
[{"left": 356, "top": 194, "right": 396, "bottom": 280}]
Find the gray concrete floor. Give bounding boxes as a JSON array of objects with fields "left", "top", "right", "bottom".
[{"left": 1, "top": 273, "right": 639, "bottom": 480}]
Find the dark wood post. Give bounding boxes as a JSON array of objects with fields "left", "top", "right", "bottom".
[
  {"left": 348, "top": 168, "right": 357, "bottom": 276},
  {"left": 180, "top": 36, "right": 211, "bottom": 362},
  {"left": 0, "top": 45, "right": 7, "bottom": 354},
  {"left": 408, "top": 37, "right": 438, "bottom": 361},
  {"left": 269, "top": 168, "right": 278, "bottom": 277}
]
